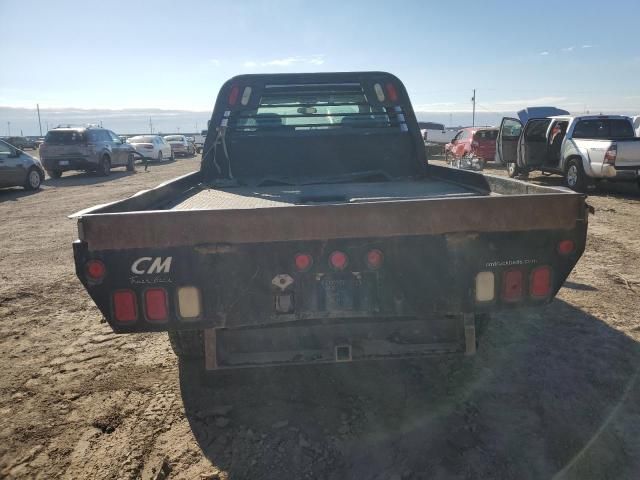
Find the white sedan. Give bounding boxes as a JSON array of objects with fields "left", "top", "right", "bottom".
[
  {"left": 164, "top": 135, "right": 196, "bottom": 157},
  {"left": 127, "top": 135, "right": 173, "bottom": 161}
]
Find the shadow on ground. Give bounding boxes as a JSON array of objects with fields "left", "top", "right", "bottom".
[
  {"left": 178, "top": 300, "right": 640, "bottom": 480},
  {"left": 42, "top": 170, "right": 136, "bottom": 187},
  {"left": 0, "top": 187, "right": 43, "bottom": 202}
]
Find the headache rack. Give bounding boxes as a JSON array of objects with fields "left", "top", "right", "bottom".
[{"left": 201, "top": 72, "right": 426, "bottom": 180}]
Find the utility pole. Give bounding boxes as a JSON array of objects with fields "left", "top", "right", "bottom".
[
  {"left": 471, "top": 89, "right": 476, "bottom": 127},
  {"left": 149, "top": 117, "right": 153, "bottom": 134},
  {"left": 7, "top": 121, "right": 10, "bottom": 136},
  {"left": 100, "top": 120, "right": 103, "bottom": 128},
  {"left": 37, "top": 104, "right": 43, "bottom": 136}
]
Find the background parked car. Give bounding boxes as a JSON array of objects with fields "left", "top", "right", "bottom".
[
  {"left": 4, "top": 136, "right": 38, "bottom": 150},
  {"left": 498, "top": 114, "right": 640, "bottom": 191},
  {"left": 445, "top": 127, "right": 498, "bottom": 167},
  {"left": 127, "top": 135, "right": 173, "bottom": 162},
  {"left": 39, "top": 126, "right": 135, "bottom": 178},
  {"left": 164, "top": 135, "right": 195, "bottom": 157},
  {"left": 0, "top": 139, "right": 45, "bottom": 190}
]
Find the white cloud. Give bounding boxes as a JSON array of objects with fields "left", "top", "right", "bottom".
[
  {"left": 243, "top": 55, "right": 325, "bottom": 68},
  {"left": 494, "top": 96, "right": 568, "bottom": 107},
  {"left": 582, "top": 44, "right": 593, "bottom": 49},
  {"left": 264, "top": 57, "right": 299, "bottom": 66},
  {"left": 540, "top": 51, "right": 549, "bottom": 56},
  {"left": 209, "top": 59, "right": 221, "bottom": 66},
  {"left": 562, "top": 46, "right": 575, "bottom": 52}
]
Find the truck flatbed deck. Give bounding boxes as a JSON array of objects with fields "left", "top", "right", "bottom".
[{"left": 167, "top": 178, "right": 489, "bottom": 211}]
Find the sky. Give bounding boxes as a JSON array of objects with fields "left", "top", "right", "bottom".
[{"left": 1, "top": 0, "right": 640, "bottom": 135}]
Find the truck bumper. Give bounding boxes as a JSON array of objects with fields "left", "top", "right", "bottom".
[
  {"left": 592, "top": 164, "right": 639, "bottom": 181},
  {"left": 203, "top": 314, "right": 477, "bottom": 371},
  {"left": 611, "top": 166, "right": 640, "bottom": 181},
  {"left": 42, "top": 157, "right": 97, "bottom": 171}
]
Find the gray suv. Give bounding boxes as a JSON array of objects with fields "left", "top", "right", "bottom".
[{"left": 40, "top": 126, "right": 135, "bottom": 178}]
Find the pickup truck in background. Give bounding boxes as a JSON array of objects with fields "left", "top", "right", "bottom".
[
  {"left": 71, "top": 72, "right": 588, "bottom": 372},
  {"left": 498, "top": 114, "right": 640, "bottom": 191}
]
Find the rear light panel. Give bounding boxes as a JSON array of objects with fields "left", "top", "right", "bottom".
[
  {"left": 113, "top": 290, "right": 137, "bottom": 322},
  {"left": 385, "top": 83, "right": 398, "bottom": 102},
  {"left": 241, "top": 86, "right": 252, "bottom": 106},
  {"left": 366, "top": 249, "right": 384, "bottom": 270},
  {"left": 558, "top": 240, "right": 575, "bottom": 255},
  {"left": 329, "top": 251, "right": 348, "bottom": 271},
  {"left": 475, "top": 271, "right": 495, "bottom": 302},
  {"left": 604, "top": 144, "right": 617, "bottom": 165},
  {"left": 502, "top": 269, "right": 524, "bottom": 302},
  {"left": 294, "top": 253, "right": 313, "bottom": 272},
  {"left": 177, "top": 286, "right": 202, "bottom": 320},
  {"left": 85, "top": 259, "right": 106, "bottom": 282},
  {"left": 530, "top": 266, "right": 552, "bottom": 298},
  {"left": 373, "top": 83, "right": 386, "bottom": 102},
  {"left": 144, "top": 288, "right": 168, "bottom": 322},
  {"left": 228, "top": 85, "right": 240, "bottom": 106}
]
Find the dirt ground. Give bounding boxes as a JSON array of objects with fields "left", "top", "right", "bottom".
[{"left": 1, "top": 155, "right": 639, "bottom": 480}]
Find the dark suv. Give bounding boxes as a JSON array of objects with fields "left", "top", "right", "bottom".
[{"left": 39, "top": 126, "right": 135, "bottom": 178}]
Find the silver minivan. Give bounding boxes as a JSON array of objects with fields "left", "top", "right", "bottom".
[
  {"left": 0, "top": 139, "right": 45, "bottom": 190},
  {"left": 40, "top": 126, "right": 135, "bottom": 178}
]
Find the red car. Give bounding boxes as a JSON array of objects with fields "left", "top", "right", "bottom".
[{"left": 445, "top": 127, "right": 498, "bottom": 166}]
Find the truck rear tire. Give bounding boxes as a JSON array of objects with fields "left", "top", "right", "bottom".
[
  {"left": 47, "top": 170, "right": 62, "bottom": 179},
  {"left": 565, "top": 158, "right": 586, "bottom": 192},
  {"left": 168, "top": 330, "right": 204, "bottom": 360}
]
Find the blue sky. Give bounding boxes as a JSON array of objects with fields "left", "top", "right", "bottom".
[{"left": 1, "top": 0, "right": 639, "bottom": 134}]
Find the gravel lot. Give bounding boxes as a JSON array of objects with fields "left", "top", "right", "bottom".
[{"left": 1, "top": 155, "right": 639, "bottom": 479}]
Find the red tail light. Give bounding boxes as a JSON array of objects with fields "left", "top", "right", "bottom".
[
  {"left": 366, "top": 249, "right": 384, "bottom": 269},
  {"left": 294, "top": 253, "right": 313, "bottom": 272},
  {"left": 530, "top": 266, "right": 552, "bottom": 298},
  {"left": 228, "top": 85, "right": 240, "bottom": 106},
  {"left": 329, "top": 251, "right": 348, "bottom": 271},
  {"left": 385, "top": 83, "right": 398, "bottom": 102},
  {"left": 113, "top": 290, "right": 137, "bottom": 322},
  {"left": 557, "top": 240, "right": 575, "bottom": 255},
  {"left": 502, "top": 269, "right": 523, "bottom": 302},
  {"left": 144, "top": 288, "right": 168, "bottom": 322},
  {"left": 604, "top": 144, "right": 617, "bottom": 165},
  {"left": 86, "top": 259, "right": 106, "bottom": 282}
]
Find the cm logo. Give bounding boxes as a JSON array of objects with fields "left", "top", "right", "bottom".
[{"left": 131, "top": 256, "right": 172, "bottom": 275}]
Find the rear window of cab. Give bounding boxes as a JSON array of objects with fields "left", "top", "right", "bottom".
[
  {"left": 573, "top": 119, "right": 634, "bottom": 139},
  {"left": 474, "top": 130, "right": 498, "bottom": 140}
]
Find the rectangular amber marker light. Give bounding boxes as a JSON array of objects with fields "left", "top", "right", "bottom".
[
  {"left": 475, "top": 271, "right": 495, "bottom": 302},
  {"left": 177, "top": 286, "right": 202, "bottom": 319}
]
